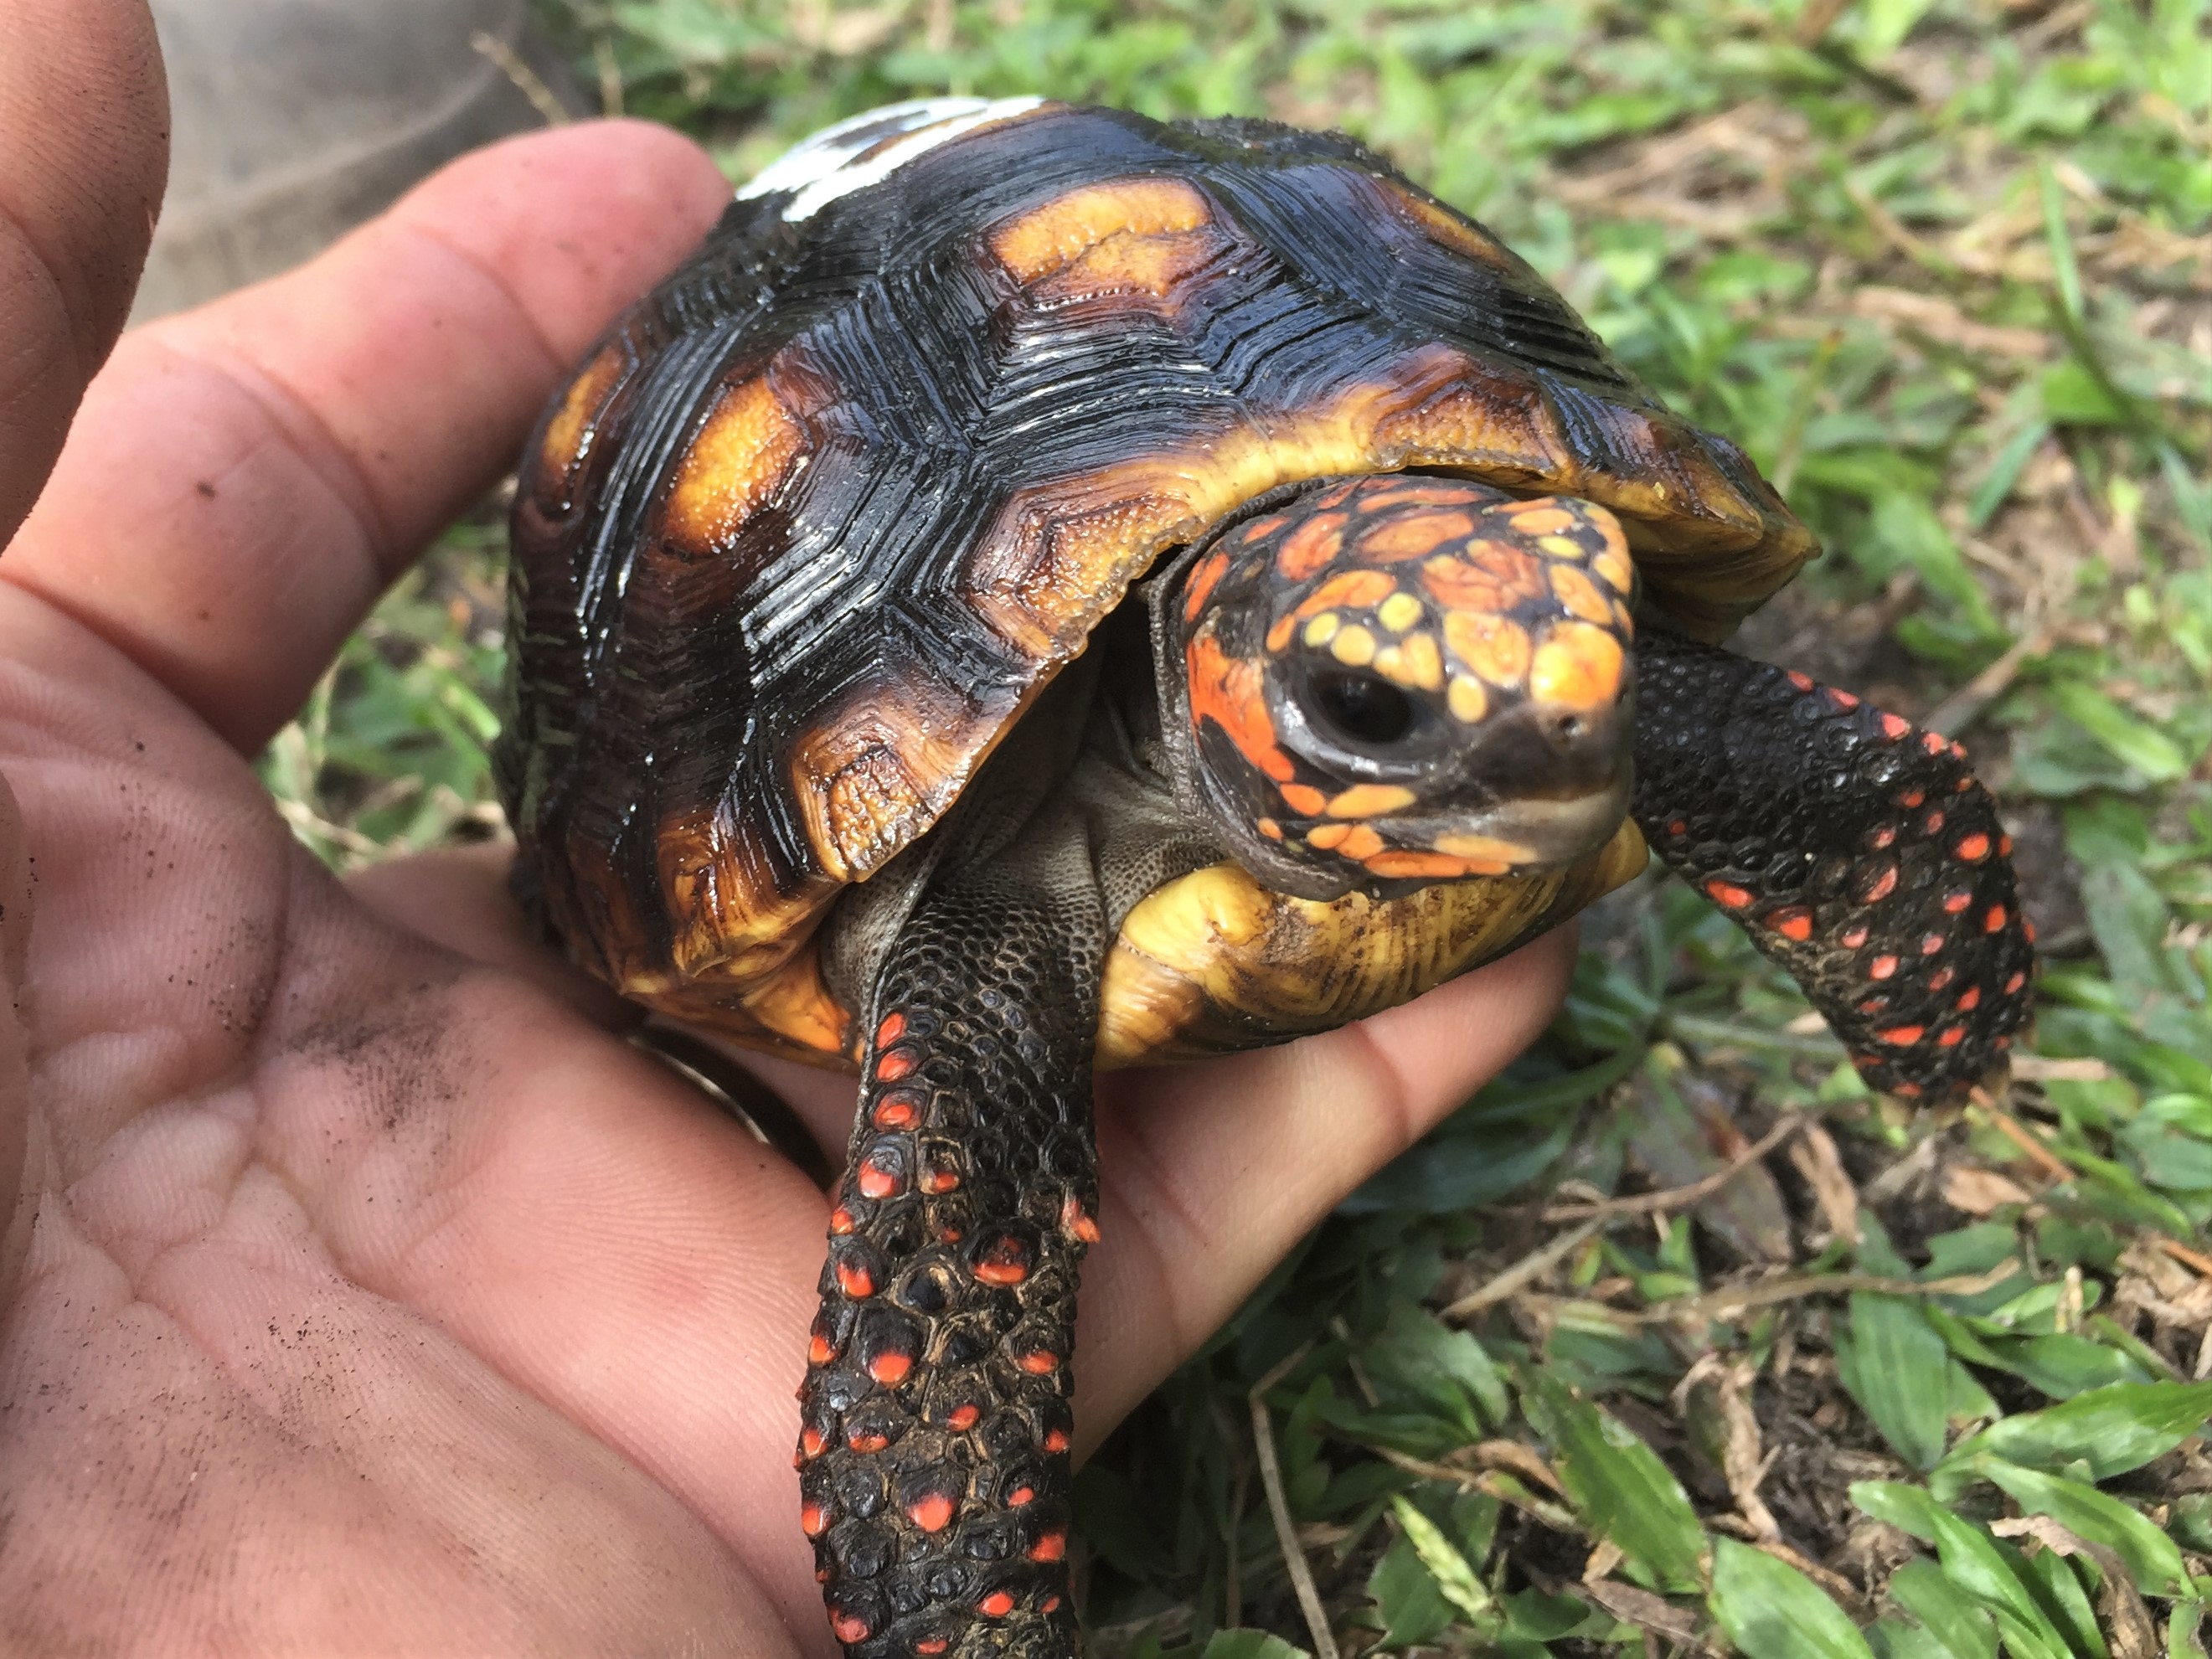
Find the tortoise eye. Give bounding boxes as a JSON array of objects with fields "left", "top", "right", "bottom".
[{"left": 1307, "top": 670, "right": 1417, "bottom": 746}]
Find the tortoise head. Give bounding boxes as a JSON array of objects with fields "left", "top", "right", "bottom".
[{"left": 1165, "top": 476, "right": 1639, "bottom": 899}]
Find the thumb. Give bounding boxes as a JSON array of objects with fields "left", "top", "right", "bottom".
[
  {"left": 0, "top": 0, "right": 169, "bottom": 547},
  {"left": 0, "top": 770, "right": 34, "bottom": 1304}
]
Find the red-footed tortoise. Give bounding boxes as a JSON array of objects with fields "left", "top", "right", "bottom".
[{"left": 495, "top": 97, "right": 2034, "bottom": 1657}]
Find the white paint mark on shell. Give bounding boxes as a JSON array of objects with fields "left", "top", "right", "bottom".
[{"left": 737, "top": 97, "right": 1049, "bottom": 222}]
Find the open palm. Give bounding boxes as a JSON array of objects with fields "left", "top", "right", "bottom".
[{"left": 0, "top": 7, "right": 1574, "bottom": 1653}]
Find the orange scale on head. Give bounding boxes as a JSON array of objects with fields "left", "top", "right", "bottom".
[
  {"left": 1295, "top": 568, "right": 1396, "bottom": 619},
  {"left": 1273, "top": 513, "right": 1346, "bottom": 580},
  {"left": 1549, "top": 563, "right": 1615, "bottom": 624},
  {"left": 1419, "top": 544, "right": 1549, "bottom": 616},
  {"left": 1440, "top": 610, "right": 1532, "bottom": 688},
  {"left": 1529, "top": 623, "right": 1626, "bottom": 714},
  {"left": 1503, "top": 502, "right": 1580, "bottom": 537},
  {"left": 1358, "top": 508, "right": 1474, "bottom": 561}
]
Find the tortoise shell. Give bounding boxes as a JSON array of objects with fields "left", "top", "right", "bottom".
[{"left": 498, "top": 99, "right": 1817, "bottom": 1056}]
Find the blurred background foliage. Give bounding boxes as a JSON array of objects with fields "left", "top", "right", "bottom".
[{"left": 259, "top": 0, "right": 2211, "bottom": 1651}]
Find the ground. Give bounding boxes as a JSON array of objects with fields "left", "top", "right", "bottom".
[{"left": 259, "top": 0, "right": 2212, "bottom": 1652}]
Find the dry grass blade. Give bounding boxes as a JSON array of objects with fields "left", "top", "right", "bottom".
[
  {"left": 1439, "top": 1218, "right": 1605, "bottom": 1321},
  {"left": 1576, "top": 1579, "right": 1724, "bottom": 1656},
  {"left": 1543, "top": 1113, "right": 1807, "bottom": 1222},
  {"left": 1628, "top": 1262, "right": 2024, "bottom": 1326},
  {"left": 1248, "top": 1344, "right": 1338, "bottom": 1659},
  {"left": 1970, "top": 1088, "right": 2080, "bottom": 1182}
]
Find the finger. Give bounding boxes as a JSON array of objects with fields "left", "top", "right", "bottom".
[
  {"left": 0, "top": 0, "right": 167, "bottom": 545},
  {"left": 3, "top": 121, "right": 730, "bottom": 753},
  {"left": 1078, "top": 922, "right": 1579, "bottom": 1430},
  {"left": 265, "top": 878, "right": 1571, "bottom": 1639}
]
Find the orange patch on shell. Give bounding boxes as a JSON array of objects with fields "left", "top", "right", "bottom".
[
  {"left": 1187, "top": 626, "right": 1294, "bottom": 783},
  {"left": 1529, "top": 622, "right": 1626, "bottom": 712},
  {"left": 532, "top": 341, "right": 627, "bottom": 506},
  {"left": 662, "top": 374, "right": 806, "bottom": 551},
  {"left": 989, "top": 177, "right": 1214, "bottom": 282},
  {"left": 1377, "top": 178, "right": 1515, "bottom": 267},
  {"left": 1037, "top": 225, "right": 1221, "bottom": 301}
]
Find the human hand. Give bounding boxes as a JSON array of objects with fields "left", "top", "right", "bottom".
[{"left": 0, "top": 6, "right": 1575, "bottom": 1651}]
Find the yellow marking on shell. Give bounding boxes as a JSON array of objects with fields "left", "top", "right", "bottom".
[
  {"left": 662, "top": 375, "right": 806, "bottom": 550},
  {"left": 1447, "top": 674, "right": 1488, "bottom": 724},
  {"left": 1092, "top": 821, "right": 1649, "bottom": 1065},
  {"left": 1441, "top": 611, "right": 1531, "bottom": 687},
  {"left": 789, "top": 675, "right": 976, "bottom": 882},
  {"left": 1373, "top": 631, "right": 1443, "bottom": 691},
  {"left": 1302, "top": 612, "right": 1340, "bottom": 647},
  {"left": 1375, "top": 179, "right": 1516, "bottom": 270},
  {"left": 1041, "top": 226, "right": 1221, "bottom": 301},
  {"left": 1377, "top": 591, "right": 1424, "bottom": 633},
  {"left": 1529, "top": 621, "right": 1627, "bottom": 713},
  {"left": 989, "top": 178, "right": 1214, "bottom": 282},
  {"left": 1537, "top": 533, "right": 1588, "bottom": 561},
  {"left": 1330, "top": 624, "right": 1377, "bottom": 667},
  {"left": 1549, "top": 563, "right": 1615, "bottom": 625},
  {"left": 534, "top": 342, "right": 626, "bottom": 500},
  {"left": 1328, "top": 783, "right": 1416, "bottom": 818}
]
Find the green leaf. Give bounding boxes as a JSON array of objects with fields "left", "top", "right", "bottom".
[
  {"left": 1520, "top": 1370, "right": 1708, "bottom": 1592},
  {"left": 1200, "top": 1633, "right": 1310, "bottom": 1659},
  {"left": 1974, "top": 1458, "right": 2194, "bottom": 1598},
  {"left": 1709, "top": 1538, "right": 1874, "bottom": 1659},
  {"left": 2049, "top": 683, "right": 2189, "bottom": 783},
  {"left": 2039, "top": 162, "right": 2085, "bottom": 326},
  {"left": 1389, "top": 1493, "right": 1500, "bottom": 1630},
  {"left": 1835, "top": 1294, "right": 1954, "bottom": 1470},
  {"left": 1861, "top": 493, "right": 2001, "bottom": 636},
  {"left": 1940, "top": 1381, "right": 2212, "bottom": 1483},
  {"left": 2015, "top": 1542, "right": 2106, "bottom": 1659},
  {"left": 1968, "top": 420, "right": 2051, "bottom": 527},
  {"left": 1887, "top": 1559, "right": 1998, "bottom": 1659},
  {"left": 1366, "top": 1529, "right": 1457, "bottom": 1647},
  {"left": 1848, "top": 1485, "right": 2075, "bottom": 1659}
]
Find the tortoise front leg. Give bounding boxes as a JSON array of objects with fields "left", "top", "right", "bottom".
[
  {"left": 1631, "top": 626, "right": 2036, "bottom": 1098},
  {"left": 799, "top": 845, "right": 1105, "bottom": 1657}
]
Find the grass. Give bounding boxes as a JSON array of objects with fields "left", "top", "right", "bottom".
[{"left": 262, "top": 0, "right": 2212, "bottom": 1651}]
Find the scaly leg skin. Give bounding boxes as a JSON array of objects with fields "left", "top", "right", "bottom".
[
  {"left": 800, "top": 854, "right": 1104, "bottom": 1657},
  {"left": 1632, "top": 627, "right": 2036, "bottom": 1098}
]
